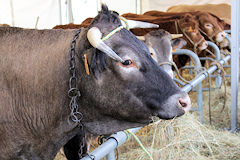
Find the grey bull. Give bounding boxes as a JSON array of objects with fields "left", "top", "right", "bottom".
[{"left": 0, "top": 5, "right": 191, "bottom": 160}]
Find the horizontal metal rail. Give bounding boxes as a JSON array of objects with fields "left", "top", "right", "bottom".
[
  {"left": 81, "top": 55, "right": 231, "bottom": 160},
  {"left": 182, "top": 55, "right": 230, "bottom": 92}
]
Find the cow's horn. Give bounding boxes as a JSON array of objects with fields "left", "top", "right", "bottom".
[
  {"left": 120, "top": 17, "right": 159, "bottom": 29},
  {"left": 87, "top": 27, "right": 124, "bottom": 62},
  {"left": 171, "top": 34, "right": 183, "bottom": 39},
  {"left": 136, "top": 36, "right": 146, "bottom": 41}
]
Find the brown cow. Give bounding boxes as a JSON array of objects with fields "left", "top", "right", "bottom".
[
  {"left": 53, "top": 18, "right": 93, "bottom": 29},
  {"left": 143, "top": 10, "right": 229, "bottom": 43},
  {"left": 166, "top": 3, "right": 231, "bottom": 25}
]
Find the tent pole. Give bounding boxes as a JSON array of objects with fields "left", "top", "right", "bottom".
[
  {"left": 67, "top": 0, "right": 73, "bottom": 23},
  {"left": 58, "top": 0, "right": 62, "bottom": 24},
  {"left": 10, "top": 0, "right": 15, "bottom": 26},
  {"left": 230, "top": 0, "right": 240, "bottom": 132}
]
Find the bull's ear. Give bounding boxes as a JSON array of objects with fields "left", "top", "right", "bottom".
[
  {"left": 184, "top": 13, "right": 193, "bottom": 22},
  {"left": 171, "top": 38, "right": 187, "bottom": 50},
  {"left": 90, "top": 48, "right": 107, "bottom": 79}
]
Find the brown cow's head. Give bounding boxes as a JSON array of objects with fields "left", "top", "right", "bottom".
[
  {"left": 178, "top": 14, "right": 208, "bottom": 52},
  {"left": 195, "top": 11, "right": 226, "bottom": 43}
]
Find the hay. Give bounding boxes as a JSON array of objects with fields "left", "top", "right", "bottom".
[
  {"left": 118, "top": 113, "right": 240, "bottom": 160},
  {"left": 118, "top": 72, "right": 240, "bottom": 160}
]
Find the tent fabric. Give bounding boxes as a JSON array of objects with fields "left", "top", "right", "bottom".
[
  {"left": 0, "top": 0, "right": 59, "bottom": 29},
  {"left": 0, "top": 0, "right": 231, "bottom": 29}
]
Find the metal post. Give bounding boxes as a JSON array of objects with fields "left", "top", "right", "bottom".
[
  {"left": 230, "top": 0, "right": 240, "bottom": 132},
  {"left": 189, "top": 60, "right": 193, "bottom": 75},
  {"left": 10, "top": 0, "right": 15, "bottom": 26},
  {"left": 136, "top": 0, "right": 141, "bottom": 14},
  {"left": 67, "top": 0, "right": 74, "bottom": 23},
  {"left": 58, "top": 0, "right": 62, "bottom": 25},
  {"left": 207, "top": 41, "right": 221, "bottom": 87}
]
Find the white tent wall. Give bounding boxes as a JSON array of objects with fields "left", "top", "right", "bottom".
[
  {"left": 0, "top": 0, "right": 138, "bottom": 29},
  {"left": 141, "top": 0, "right": 231, "bottom": 13},
  {"left": 70, "top": 0, "right": 138, "bottom": 25},
  {"left": 0, "top": 0, "right": 60, "bottom": 29},
  {"left": 0, "top": 0, "right": 232, "bottom": 29}
]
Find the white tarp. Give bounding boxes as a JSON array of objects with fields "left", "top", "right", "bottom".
[
  {"left": 0, "top": 0, "right": 59, "bottom": 29},
  {"left": 0, "top": 0, "right": 231, "bottom": 29}
]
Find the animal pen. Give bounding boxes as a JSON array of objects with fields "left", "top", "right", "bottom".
[
  {"left": 79, "top": 0, "right": 239, "bottom": 159},
  {"left": 0, "top": 0, "right": 239, "bottom": 160}
]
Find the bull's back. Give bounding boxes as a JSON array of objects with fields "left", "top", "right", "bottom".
[
  {"left": 0, "top": 27, "right": 79, "bottom": 159},
  {"left": 0, "top": 27, "right": 75, "bottom": 85},
  {"left": 167, "top": 3, "right": 231, "bottom": 24}
]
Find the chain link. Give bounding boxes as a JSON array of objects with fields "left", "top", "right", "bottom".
[{"left": 68, "top": 29, "right": 86, "bottom": 158}]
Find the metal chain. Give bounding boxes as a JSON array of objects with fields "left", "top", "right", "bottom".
[
  {"left": 68, "top": 29, "right": 82, "bottom": 124},
  {"left": 67, "top": 28, "right": 86, "bottom": 158}
]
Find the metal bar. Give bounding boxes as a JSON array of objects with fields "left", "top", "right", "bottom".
[
  {"left": 224, "top": 30, "right": 231, "bottom": 34},
  {"left": 225, "top": 34, "right": 231, "bottom": 49},
  {"left": 189, "top": 60, "right": 193, "bottom": 74},
  {"left": 199, "top": 57, "right": 215, "bottom": 62},
  {"left": 207, "top": 41, "right": 221, "bottom": 87},
  {"left": 10, "top": 0, "right": 15, "bottom": 26},
  {"left": 182, "top": 55, "right": 230, "bottom": 92},
  {"left": 173, "top": 49, "right": 201, "bottom": 67},
  {"left": 81, "top": 128, "right": 141, "bottom": 160},
  {"left": 230, "top": 0, "right": 239, "bottom": 132},
  {"left": 106, "top": 150, "right": 115, "bottom": 160},
  {"left": 58, "top": 0, "right": 62, "bottom": 25},
  {"left": 81, "top": 55, "right": 231, "bottom": 160},
  {"left": 174, "top": 78, "right": 186, "bottom": 86},
  {"left": 136, "top": 0, "right": 141, "bottom": 14},
  {"left": 67, "top": 0, "right": 74, "bottom": 23}
]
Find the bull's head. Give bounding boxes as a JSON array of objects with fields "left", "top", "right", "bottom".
[
  {"left": 80, "top": 5, "right": 191, "bottom": 135},
  {"left": 178, "top": 14, "right": 208, "bottom": 51},
  {"left": 138, "top": 30, "right": 186, "bottom": 79},
  {"left": 195, "top": 12, "right": 226, "bottom": 43}
]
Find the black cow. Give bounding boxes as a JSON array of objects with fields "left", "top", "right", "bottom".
[{"left": 0, "top": 5, "right": 191, "bottom": 160}]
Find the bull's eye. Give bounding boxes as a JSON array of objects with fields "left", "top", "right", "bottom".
[
  {"left": 204, "top": 23, "right": 213, "bottom": 29},
  {"left": 120, "top": 59, "right": 137, "bottom": 68},
  {"left": 122, "top": 59, "right": 132, "bottom": 65}
]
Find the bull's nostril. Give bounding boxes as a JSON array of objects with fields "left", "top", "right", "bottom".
[
  {"left": 178, "top": 96, "right": 191, "bottom": 113},
  {"left": 179, "top": 98, "right": 187, "bottom": 108}
]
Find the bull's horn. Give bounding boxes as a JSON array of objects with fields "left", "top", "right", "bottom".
[
  {"left": 87, "top": 27, "right": 124, "bottom": 62},
  {"left": 136, "top": 36, "right": 146, "bottom": 41},
  {"left": 120, "top": 17, "right": 159, "bottom": 29},
  {"left": 171, "top": 34, "right": 183, "bottom": 39}
]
